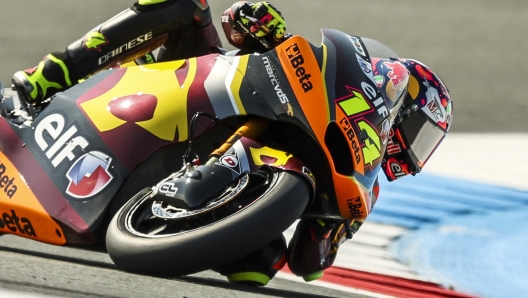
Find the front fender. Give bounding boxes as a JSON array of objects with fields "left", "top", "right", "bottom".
[{"left": 218, "top": 137, "right": 316, "bottom": 194}]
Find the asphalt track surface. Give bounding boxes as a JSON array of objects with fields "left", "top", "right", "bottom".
[{"left": 0, "top": 1, "right": 525, "bottom": 297}]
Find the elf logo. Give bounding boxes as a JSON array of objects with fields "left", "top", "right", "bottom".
[
  {"left": 66, "top": 151, "right": 113, "bottom": 199},
  {"left": 0, "top": 209, "right": 37, "bottom": 237},
  {"left": 285, "top": 43, "right": 313, "bottom": 93},
  {"left": 35, "top": 113, "right": 89, "bottom": 168}
]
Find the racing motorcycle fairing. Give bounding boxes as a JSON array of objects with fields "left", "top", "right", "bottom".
[
  {"left": 0, "top": 28, "right": 391, "bottom": 245},
  {"left": 77, "top": 29, "right": 389, "bottom": 221}
]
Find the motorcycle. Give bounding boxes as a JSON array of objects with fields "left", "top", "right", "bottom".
[{"left": 0, "top": 29, "right": 399, "bottom": 277}]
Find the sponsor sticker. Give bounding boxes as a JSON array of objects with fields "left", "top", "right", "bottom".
[
  {"left": 0, "top": 151, "right": 65, "bottom": 244},
  {"left": 35, "top": 113, "right": 90, "bottom": 168},
  {"left": 262, "top": 56, "right": 289, "bottom": 104},
  {"left": 347, "top": 196, "right": 363, "bottom": 219},
  {"left": 0, "top": 160, "right": 18, "bottom": 200},
  {"left": 349, "top": 36, "right": 366, "bottom": 57},
  {"left": 383, "top": 60, "right": 409, "bottom": 88},
  {"left": 220, "top": 155, "right": 239, "bottom": 168},
  {"left": 285, "top": 43, "right": 313, "bottom": 93},
  {"left": 356, "top": 54, "right": 375, "bottom": 84},
  {"left": 0, "top": 209, "right": 37, "bottom": 237},
  {"left": 65, "top": 151, "right": 113, "bottom": 199},
  {"left": 159, "top": 182, "right": 178, "bottom": 197}
]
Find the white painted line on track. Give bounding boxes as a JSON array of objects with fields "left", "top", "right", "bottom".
[
  {"left": 275, "top": 271, "right": 397, "bottom": 298},
  {"left": 0, "top": 289, "right": 60, "bottom": 298}
]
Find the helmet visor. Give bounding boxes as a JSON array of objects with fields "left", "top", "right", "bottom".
[{"left": 398, "top": 110, "right": 446, "bottom": 169}]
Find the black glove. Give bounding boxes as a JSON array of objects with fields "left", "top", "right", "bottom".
[{"left": 235, "top": 2, "right": 287, "bottom": 49}]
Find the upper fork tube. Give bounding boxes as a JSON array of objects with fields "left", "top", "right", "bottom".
[{"left": 206, "top": 118, "right": 270, "bottom": 166}]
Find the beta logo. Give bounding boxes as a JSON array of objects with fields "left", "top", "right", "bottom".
[
  {"left": 285, "top": 43, "right": 313, "bottom": 93},
  {"left": 65, "top": 151, "right": 113, "bottom": 199},
  {"left": 347, "top": 197, "right": 363, "bottom": 219},
  {"left": 339, "top": 117, "right": 362, "bottom": 165},
  {"left": 0, "top": 210, "right": 37, "bottom": 237},
  {"left": 0, "top": 161, "right": 18, "bottom": 199}
]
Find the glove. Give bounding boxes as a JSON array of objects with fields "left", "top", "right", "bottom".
[{"left": 235, "top": 2, "right": 287, "bottom": 49}]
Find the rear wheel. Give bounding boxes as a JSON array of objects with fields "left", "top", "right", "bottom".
[{"left": 106, "top": 167, "right": 311, "bottom": 276}]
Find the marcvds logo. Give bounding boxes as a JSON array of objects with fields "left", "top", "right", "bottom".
[
  {"left": 66, "top": 151, "right": 113, "bottom": 199},
  {"left": 262, "top": 56, "right": 289, "bottom": 104}
]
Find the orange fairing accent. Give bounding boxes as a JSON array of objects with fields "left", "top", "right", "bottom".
[
  {"left": 277, "top": 37, "right": 371, "bottom": 219},
  {"left": 334, "top": 174, "right": 371, "bottom": 220},
  {"left": 278, "top": 37, "right": 330, "bottom": 136},
  {"left": 0, "top": 152, "right": 66, "bottom": 245}
]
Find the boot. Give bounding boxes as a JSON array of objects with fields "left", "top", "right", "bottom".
[
  {"left": 287, "top": 219, "right": 336, "bottom": 281},
  {"left": 215, "top": 234, "right": 287, "bottom": 286},
  {"left": 287, "top": 218, "right": 365, "bottom": 281},
  {"left": 12, "top": 51, "right": 73, "bottom": 106}
]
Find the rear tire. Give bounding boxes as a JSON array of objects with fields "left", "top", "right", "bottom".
[{"left": 106, "top": 168, "right": 310, "bottom": 276}]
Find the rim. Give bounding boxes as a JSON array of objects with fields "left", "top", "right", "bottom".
[{"left": 123, "top": 167, "right": 278, "bottom": 238}]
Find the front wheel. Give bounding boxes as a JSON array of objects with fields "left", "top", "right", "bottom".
[{"left": 105, "top": 167, "right": 311, "bottom": 276}]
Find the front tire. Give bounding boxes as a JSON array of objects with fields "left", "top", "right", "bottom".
[{"left": 105, "top": 168, "right": 311, "bottom": 276}]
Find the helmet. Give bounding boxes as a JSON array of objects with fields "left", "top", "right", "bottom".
[{"left": 375, "top": 59, "right": 453, "bottom": 181}]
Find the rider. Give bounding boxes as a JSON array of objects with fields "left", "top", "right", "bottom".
[
  {"left": 11, "top": 0, "right": 286, "bottom": 107},
  {"left": 10, "top": 0, "right": 453, "bottom": 286}
]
